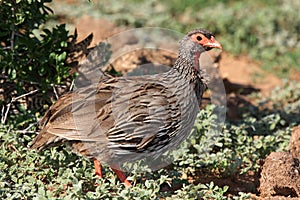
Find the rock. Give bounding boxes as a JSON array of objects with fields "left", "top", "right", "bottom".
[
  {"left": 289, "top": 125, "right": 300, "bottom": 161},
  {"left": 259, "top": 152, "right": 300, "bottom": 197}
]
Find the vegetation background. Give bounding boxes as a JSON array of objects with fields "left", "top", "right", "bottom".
[{"left": 0, "top": 0, "right": 300, "bottom": 199}]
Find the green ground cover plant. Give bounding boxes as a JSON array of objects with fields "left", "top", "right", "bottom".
[{"left": 1, "top": 80, "right": 299, "bottom": 199}]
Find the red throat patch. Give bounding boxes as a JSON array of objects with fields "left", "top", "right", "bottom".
[{"left": 193, "top": 52, "right": 200, "bottom": 71}]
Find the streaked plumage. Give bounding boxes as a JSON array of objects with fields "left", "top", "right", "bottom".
[{"left": 30, "top": 28, "right": 222, "bottom": 186}]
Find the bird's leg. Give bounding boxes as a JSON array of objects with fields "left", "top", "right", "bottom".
[
  {"left": 93, "top": 158, "right": 103, "bottom": 178},
  {"left": 110, "top": 163, "right": 132, "bottom": 187}
]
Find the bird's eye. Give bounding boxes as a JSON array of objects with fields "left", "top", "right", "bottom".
[{"left": 196, "top": 36, "right": 202, "bottom": 41}]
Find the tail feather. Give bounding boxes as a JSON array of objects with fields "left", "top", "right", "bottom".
[{"left": 30, "top": 127, "right": 64, "bottom": 151}]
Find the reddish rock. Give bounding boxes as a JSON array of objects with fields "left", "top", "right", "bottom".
[
  {"left": 259, "top": 152, "right": 300, "bottom": 198},
  {"left": 289, "top": 125, "right": 300, "bottom": 161}
]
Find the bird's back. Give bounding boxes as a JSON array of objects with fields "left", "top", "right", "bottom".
[{"left": 31, "top": 69, "right": 203, "bottom": 164}]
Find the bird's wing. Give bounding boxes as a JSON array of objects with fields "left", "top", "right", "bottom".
[
  {"left": 30, "top": 80, "right": 115, "bottom": 150},
  {"left": 31, "top": 75, "right": 185, "bottom": 155},
  {"left": 44, "top": 81, "right": 115, "bottom": 140},
  {"left": 103, "top": 77, "right": 182, "bottom": 153}
]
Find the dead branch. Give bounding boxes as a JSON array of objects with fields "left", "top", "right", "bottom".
[{"left": 1, "top": 89, "right": 39, "bottom": 124}]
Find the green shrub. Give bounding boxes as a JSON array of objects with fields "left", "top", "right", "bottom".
[
  {"left": 0, "top": 0, "right": 74, "bottom": 126},
  {"left": 0, "top": 0, "right": 72, "bottom": 92}
]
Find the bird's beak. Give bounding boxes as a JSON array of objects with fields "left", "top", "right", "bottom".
[{"left": 203, "top": 36, "right": 222, "bottom": 50}]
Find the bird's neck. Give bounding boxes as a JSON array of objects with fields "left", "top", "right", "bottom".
[
  {"left": 173, "top": 52, "right": 200, "bottom": 82},
  {"left": 171, "top": 51, "right": 208, "bottom": 102}
]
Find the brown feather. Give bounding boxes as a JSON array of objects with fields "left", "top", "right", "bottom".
[{"left": 30, "top": 28, "right": 222, "bottom": 166}]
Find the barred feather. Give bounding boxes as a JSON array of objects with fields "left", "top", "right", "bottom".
[{"left": 30, "top": 28, "right": 221, "bottom": 166}]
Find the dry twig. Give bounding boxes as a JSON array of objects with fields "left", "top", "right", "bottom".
[{"left": 1, "top": 89, "right": 39, "bottom": 124}]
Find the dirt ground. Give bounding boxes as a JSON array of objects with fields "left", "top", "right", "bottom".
[
  {"left": 72, "top": 15, "right": 289, "bottom": 93},
  {"left": 54, "top": 7, "right": 300, "bottom": 198},
  {"left": 255, "top": 126, "right": 300, "bottom": 199}
]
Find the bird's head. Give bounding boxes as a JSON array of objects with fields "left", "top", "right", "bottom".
[
  {"left": 178, "top": 28, "right": 222, "bottom": 71},
  {"left": 180, "top": 28, "right": 222, "bottom": 53}
]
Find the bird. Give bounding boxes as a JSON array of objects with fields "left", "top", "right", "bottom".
[{"left": 30, "top": 28, "right": 222, "bottom": 187}]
